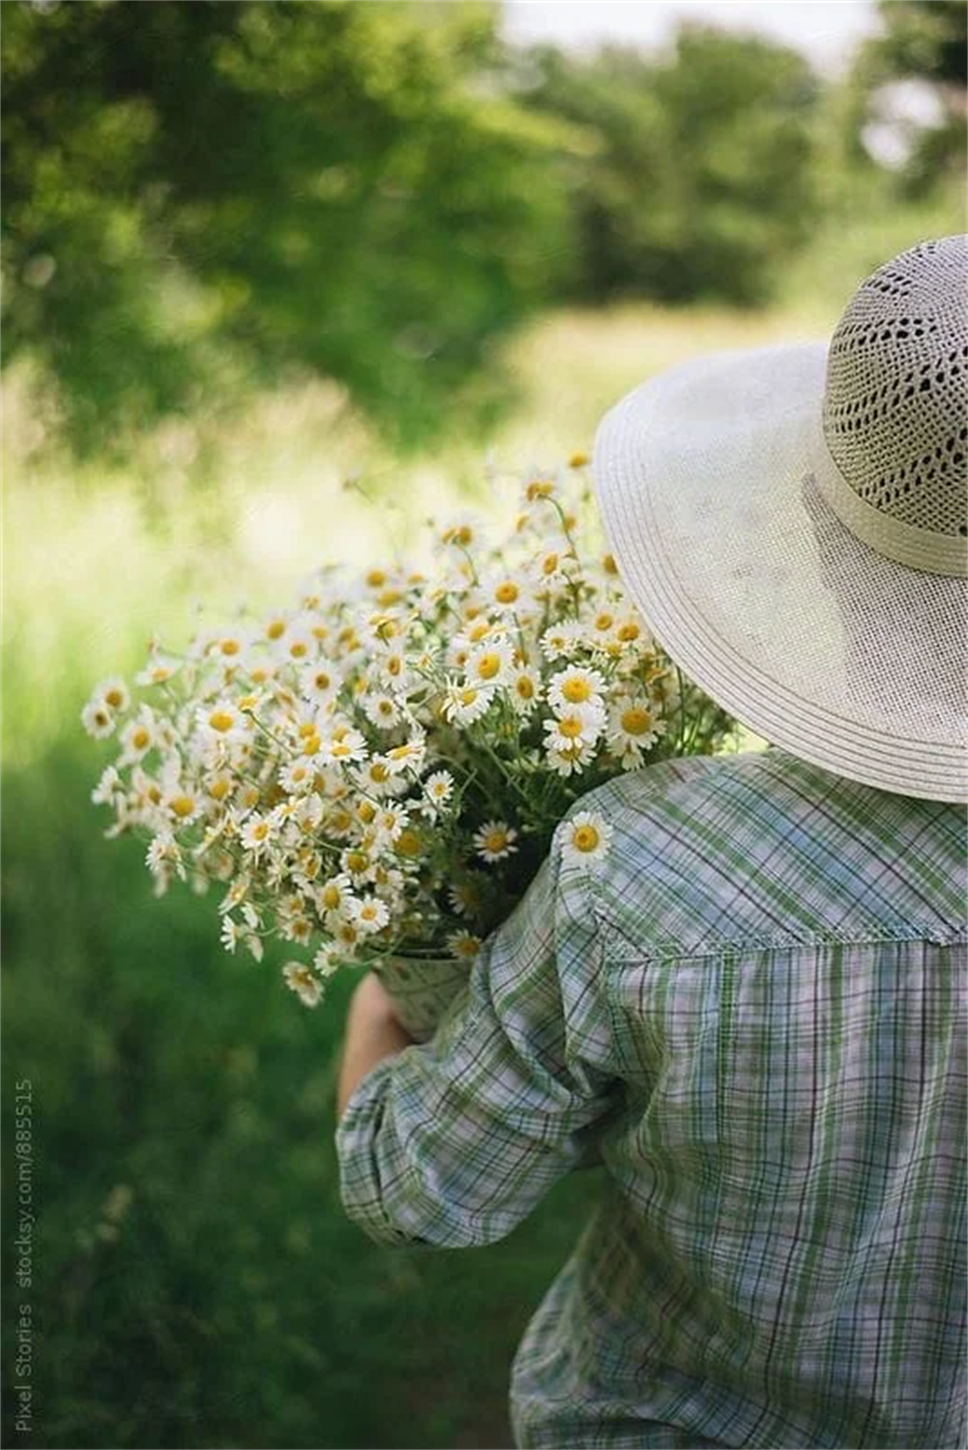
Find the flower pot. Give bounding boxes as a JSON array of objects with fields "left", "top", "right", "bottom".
[{"left": 371, "top": 953, "right": 472, "bottom": 1043}]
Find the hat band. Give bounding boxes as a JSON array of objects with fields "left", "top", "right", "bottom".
[{"left": 818, "top": 442, "right": 968, "bottom": 579}]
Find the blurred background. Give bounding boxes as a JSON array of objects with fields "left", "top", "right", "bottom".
[{"left": 2, "top": 2, "right": 965, "bottom": 1445}]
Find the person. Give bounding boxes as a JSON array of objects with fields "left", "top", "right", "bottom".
[{"left": 335, "top": 236, "right": 968, "bottom": 1449}]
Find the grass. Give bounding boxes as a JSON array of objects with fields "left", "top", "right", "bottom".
[{"left": 3, "top": 191, "right": 963, "bottom": 1446}]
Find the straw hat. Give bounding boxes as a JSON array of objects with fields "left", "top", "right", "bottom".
[{"left": 593, "top": 235, "right": 968, "bottom": 803}]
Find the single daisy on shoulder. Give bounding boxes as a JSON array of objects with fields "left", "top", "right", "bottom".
[{"left": 561, "top": 810, "right": 613, "bottom": 867}]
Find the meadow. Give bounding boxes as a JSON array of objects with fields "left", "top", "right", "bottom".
[{"left": 2, "top": 190, "right": 961, "bottom": 1448}]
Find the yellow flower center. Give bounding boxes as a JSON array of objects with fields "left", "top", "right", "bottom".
[
  {"left": 366, "top": 569, "right": 387, "bottom": 588},
  {"left": 516, "top": 677, "right": 535, "bottom": 700},
  {"left": 573, "top": 824, "right": 601, "bottom": 853},
  {"left": 602, "top": 554, "right": 618, "bottom": 576},
  {"left": 562, "top": 677, "right": 592, "bottom": 704},
  {"left": 251, "top": 821, "right": 270, "bottom": 841},
  {"left": 208, "top": 711, "right": 235, "bottom": 733},
  {"left": 357, "top": 801, "right": 376, "bottom": 824},
  {"left": 443, "top": 524, "right": 474, "bottom": 546},
  {"left": 302, "top": 733, "right": 321, "bottom": 756},
  {"left": 313, "top": 672, "right": 332, "bottom": 691},
  {"left": 569, "top": 451, "right": 590, "bottom": 468},
  {"left": 475, "top": 653, "right": 502, "bottom": 681},
  {"left": 220, "top": 639, "right": 241, "bottom": 656},
  {"left": 132, "top": 727, "right": 151, "bottom": 749},
  {"left": 558, "top": 715, "right": 584, "bottom": 739},
  {"left": 370, "top": 763, "right": 389, "bottom": 783},
  {"left": 526, "top": 479, "right": 554, "bottom": 501},
  {"left": 169, "top": 795, "right": 195, "bottom": 818},
  {"left": 617, "top": 621, "right": 641, "bottom": 642},
  {"left": 150, "top": 667, "right": 171, "bottom": 683},
  {"left": 209, "top": 779, "right": 231, "bottom": 801},
  {"left": 377, "top": 588, "right": 402, "bottom": 607},
  {"left": 595, "top": 613, "right": 614, "bottom": 632},
  {"left": 494, "top": 581, "right": 519, "bottom": 605},
  {"left": 395, "top": 830, "right": 421, "bottom": 858},
  {"left": 484, "top": 830, "right": 508, "bottom": 853},
  {"left": 104, "top": 687, "right": 125, "bottom": 708},
  {"left": 541, "top": 553, "right": 560, "bottom": 576},
  {"left": 266, "top": 621, "right": 286, "bottom": 640},
  {"left": 620, "top": 707, "right": 653, "bottom": 736},
  {"left": 321, "top": 885, "right": 341, "bottom": 911},
  {"left": 346, "top": 851, "right": 369, "bottom": 875},
  {"left": 389, "top": 742, "right": 415, "bottom": 761},
  {"left": 289, "top": 641, "right": 308, "bottom": 659}
]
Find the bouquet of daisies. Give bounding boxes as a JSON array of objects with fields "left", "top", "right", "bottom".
[{"left": 83, "top": 458, "right": 734, "bottom": 1035}]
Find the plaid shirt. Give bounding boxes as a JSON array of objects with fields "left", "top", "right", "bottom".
[{"left": 336, "top": 751, "right": 967, "bottom": 1449}]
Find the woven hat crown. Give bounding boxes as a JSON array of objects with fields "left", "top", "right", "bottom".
[{"left": 821, "top": 235, "right": 968, "bottom": 574}]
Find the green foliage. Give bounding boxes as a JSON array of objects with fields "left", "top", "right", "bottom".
[
  {"left": 845, "top": 0, "right": 967, "bottom": 194},
  {"left": 1, "top": 0, "right": 572, "bottom": 458},
  {"left": 873, "top": 0, "right": 967, "bottom": 90},
  {"left": 516, "top": 26, "right": 820, "bottom": 305},
  {"left": 1, "top": 731, "right": 601, "bottom": 1447}
]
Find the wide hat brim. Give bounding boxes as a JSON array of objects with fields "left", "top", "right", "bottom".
[{"left": 593, "top": 341, "right": 967, "bottom": 803}]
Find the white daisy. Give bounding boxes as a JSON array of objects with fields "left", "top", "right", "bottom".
[
  {"left": 446, "top": 930, "right": 482, "bottom": 960},
  {"left": 548, "top": 665, "right": 608, "bottom": 712},
  {"left": 608, "top": 697, "right": 666, "bottom": 756},
  {"left": 539, "top": 620, "right": 585, "bottom": 661},
  {"left": 135, "top": 655, "right": 182, "bottom": 688},
  {"left": 507, "top": 668, "right": 542, "bottom": 716},
  {"left": 441, "top": 680, "right": 496, "bottom": 726},
  {"left": 421, "top": 769, "right": 455, "bottom": 814},
  {"left": 316, "top": 873, "right": 355, "bottom": 923},
  {"left": 118, "top": 708, "right": 159, "bottom": 762},
  {"left": 346, "top": 895, "right": 390, "bottom": 935},
  {"left": 383, "top": 732, "right": 427, "bottom": 777},
  {"left": 91, "top": 764, "right": 124, "bottom": 806},
  {"left": 545, "top": 739, "right": 597, "bottom": 776},
  {"left": 195, "top": 700, "right": 250, "bottom": 747},
  {"left": 473, "top": 819, "right": 519, "bottom": 864},
  {"left": 358, "top": 691, "right": 399, "bottom": 731},
  {"left": 81, "top": 698, "right": 117, "bottom": 739},
  {"left": 464, "top": 636, "right": 515, "bottom": 688},
  {"left": 543, "top": 702, "right": 606, "bottom": 754},
  {"left": 319, "top": 727, "right": 368, "bottom": 765},
  {"left": 561, "top": 811, "right": 613, "bottom": 867},
  {"left": 374, "top": 803, "right": 408, "bottom": 844},
  {"left": 299, "top": 658, "right": 343, "bottom": 708},
  {"left": 145, "top": 833, "right": 186, "bottom": 881},
  {"left": 240, "top": 813, "right": 275, "bottom": 855},
  {"left": 283, "top": 961, "right": 324, "bottom": 1007},
  {"left": 313, "top": 943, "right": 342, "bottom": 979},
  {"left": 352, "top": 757, "right": 407, "bottom": 798},
  {"left": 220, "top": 914, "right": 241, "bottom": 953},
  {"left": 278, "top": 758, "right": 316, "bottom": 794},
  {"left": 96, "top": 676, "right": 131, "bottom": 714}
]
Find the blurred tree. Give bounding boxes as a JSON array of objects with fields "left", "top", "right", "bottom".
[
  {"left": 516, "top": 25, "right": 820, "bottom": 306},
  {"left": 845, "top": 0, "right": 967, "bottom": 192},
  {"left": 1, "top": 0, "right": 572, "bottom": 457}
]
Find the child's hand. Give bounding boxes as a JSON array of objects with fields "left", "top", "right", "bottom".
[{"left": 337, "top": 973, "right": 416, "bottom": 1118}]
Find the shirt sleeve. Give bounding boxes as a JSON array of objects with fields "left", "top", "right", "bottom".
[{"left": 335, "top": 827, "right": 619, "bottom": 1249}]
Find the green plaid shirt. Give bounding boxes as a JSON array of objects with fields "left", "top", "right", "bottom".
[{"left": 337, "top": 751, "right": 967, "bottom": 1449}]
